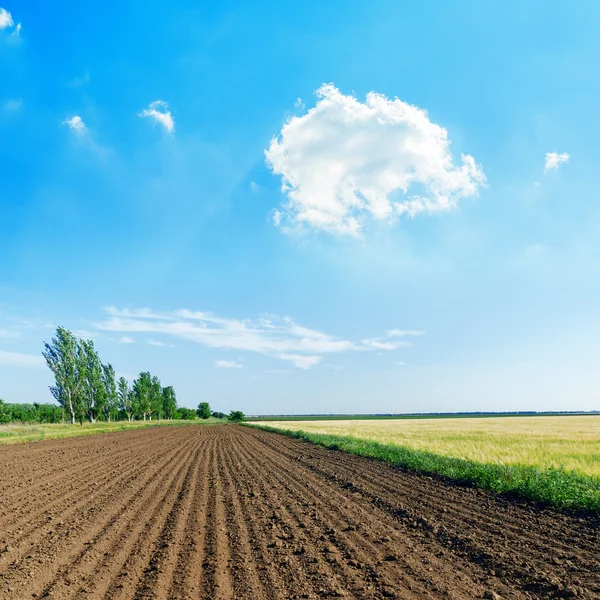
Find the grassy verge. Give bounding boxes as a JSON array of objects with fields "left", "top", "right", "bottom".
[
  {"left": 248, "top": 424, "right": 600, "bottom": 512},
  {"left": 0, "top": 418, "right": 225, "bottom": 445}
]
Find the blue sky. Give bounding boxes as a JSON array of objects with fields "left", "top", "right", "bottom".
[{"left": 1, "top": 0, "right": 600, "bottom": 413}]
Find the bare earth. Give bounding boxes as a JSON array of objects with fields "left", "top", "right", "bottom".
[{"left": 0, "top": 425, "right": 598, "bottom": 599}]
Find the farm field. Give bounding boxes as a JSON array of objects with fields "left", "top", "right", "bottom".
[
  {"left": 253, "top": 415, "right": 600, "bottom": 476},
  {"left": 1, "top": 425, "right": 599, "bottom": 599},
  {"left": 0, "top": 418, "right": 221, "bottom": 445}
]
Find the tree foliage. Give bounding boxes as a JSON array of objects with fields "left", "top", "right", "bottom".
[
  {"left": 102, "top": 364, "right": 118, "bottom": 422},
  {"left": 42, "top": 327, "right": 85, "bottom": 424},
  {"left": 39, "top": 326, "right": 178, "bottom": 425},
  {"left": 81, "top": 339, "right": 105, "bottom": 423},
  {"left": 162, "top": 386, "right": 177, "bottom": 420},
  {"left": 0, "top": 399, "right": 10, "bottom": 424},
  {"left": 118, "top": 377, "right": 134, "bottom": 421},
  {"left": 176, "top": 407, "right": 197, "bottom": 420},
  {"left": 197, "top": 402, "right": 211, "bottom": 419},
  {"left": 228, "top": 410, "right": 246, "bottom": 422}
]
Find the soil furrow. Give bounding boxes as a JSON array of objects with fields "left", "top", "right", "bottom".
[{"left": 1, "top": 424, "right": 598, "bottom": 600}]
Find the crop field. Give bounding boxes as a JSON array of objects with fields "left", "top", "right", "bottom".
[
  {"left": 252, "top": 416, "right": 600, "bottom": 475},
  {"left": 1, "top": 425, "right": 599, "bottom": 599}
]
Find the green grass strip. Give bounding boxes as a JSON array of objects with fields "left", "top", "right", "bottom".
[{"left": 248, "top": 424, "right": 600, "bottom": 512}]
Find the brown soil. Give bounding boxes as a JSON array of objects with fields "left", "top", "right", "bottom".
[{"left": 0, "top": 425, "right": 598, "bottom": 599}]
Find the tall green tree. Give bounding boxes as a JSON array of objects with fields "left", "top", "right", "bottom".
[
  {"left": 117, "top": 377, "right": 134, "bottom": 421},
  {"left": 150, "top": 375, "right": 162, "bottom": 420},
  {"left": 81, "top": 339, "right": 105, "bottom": 423},
  {"left": 197, "top": 402, "right": 211, "bottom": 419},
  {"left": 43, "top": 327, "right": 85, "bottom": 424},
  {"left": 102, "top": 363, "right": 118, "bottom": 422},
  {"left": 133, "top": 371, "right": 153, "bottom": 421},
  {"left": 162, "top": 386, "right": 177, "bottom": 420}
]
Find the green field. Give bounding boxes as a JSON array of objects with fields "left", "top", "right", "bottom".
[
  {"left": 250, "top": 415, "right": 600, "bottom": 511},
  {"left": 0, "top": 418, "right": 223, "bottom": 444}
]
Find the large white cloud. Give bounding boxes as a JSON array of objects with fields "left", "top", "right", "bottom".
[
  {"left": 96, "top": 306, "right": 422, "bottom": 369},
  {"left": 266, "top": 84, "right": 486, "bottom": 236}
]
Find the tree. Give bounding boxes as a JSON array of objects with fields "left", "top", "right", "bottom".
[
  {"left": 176, "top": 407, "right": 197, "bottom": 420},
  {"left": 0, "top": 399, "right": 10, "bottom": 424},
  {"left": 81, "top": 339, "right": 105, "bottom": 423},
  {"left": 133, "top": 372, "right": 153, "bottom": 421},
  {"left": 150, "top": 375, "right": 162, "bottom": 420},
  {"left": 43, "top": 327, "right": 85, "bottom": 424},
  {"left": 162, "top": 386, "right": 177, "bottom": 420},
  {"left": 117, "top": 377, "right": 134, "bottom": 422},
  {"left": 227, "top": 410, "right": 246, "bottom": 422},
  {"left": 102, "top": 363, "right": 118, "bottom": 422},
  {"left": 197, "top": 402, "right": 211, "bottom": 419},
  {"left": 212, "top": 411, "right": 227, "bottom": 419}
]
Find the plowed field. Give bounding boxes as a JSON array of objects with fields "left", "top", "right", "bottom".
[{"left": 0, "top": 425, "right": 598, "bottom": 599}]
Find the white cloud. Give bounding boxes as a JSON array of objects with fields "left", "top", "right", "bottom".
[
  {"left": 362, "top": 329, "right": 424, "bottom": 351},
  {"left": 148, "top": 339, "right": 174, "bottom": 347},
  {"left": 138, "top": 100, "right": 175, "bottom": 133},
  {"left": 0, "top": 8, "right": 13, "bottom": 29},
  {"left": 544, "top": 152, "right": 570, "bottom": 172},
  {"left": 266, "top": 84, "right": 485, "bottom": 236},
  {"left": 11, "top": 21, "right": 20, "bottom": 36},
  {"left": 63, "top": 115, "right": 87, "bottom": 136},
  {"left": 294, "top": 97, "right": 305, "bottom": 109},
  {"left": 215, "top": 360, "right": 243, "bottom": 369},
  {"left": 250, "top": 181, "right": 259, "bottom": 191},
  {"left": 386, "top": 329, "right": 425, "bottom": 338},
  {"left": 96, "top": 306, "right": 421, "bottom": 369},
  {"left": 0, "top": 349, "right": 44, "bottom": 368},
  {"left": 396, "top": 361, "right": 406, "bottom": 367},
  {"left": 118, "top": 336, "right": 135, "bottom": 344},
  {"left": 362, "top": 339, "right": 410, "bottom": 351}
]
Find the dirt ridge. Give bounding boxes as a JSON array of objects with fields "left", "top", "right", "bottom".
[{"left": 0, "top": 425, "right": 598, "bottom": 599}]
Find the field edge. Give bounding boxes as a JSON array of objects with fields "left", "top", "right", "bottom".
[{"left": 246, "top": 423, "right": 600, "bottom": 513}]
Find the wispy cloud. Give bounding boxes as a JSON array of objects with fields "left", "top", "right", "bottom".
[
  {"left": 96, "top": 306, "right": 422, "bottom": 369},
  {"left": 215, "top": 359, "right": 243, "bottom": 369},
  {"left": 362, "top": 329, "right": 424, "bottom": 351},
  {"left": 138, "top": 100, "right": 175, "bottom": 134},
  {"left": 0, "top": 349, "right": 44, "bottom": 368},
  {"left": 118, "top": 336, "right": 135, "bottom": 344},
  {"left": 148, "top": 339, "right": 174, "bottom": 347},
  {"left": 63, "top": 115, "right": 87, "bottom": 136},
  {"left": 544, "top": 152, "right": 570, "bottom": 172},
  {"left": 266, "top": 84, "right": 485, "bottom": 235}
]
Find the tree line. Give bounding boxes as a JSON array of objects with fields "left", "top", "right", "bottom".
[
  {"left": 42, "top": 326, "right": 180, "bottom": 425},
  {"left": 0, "top": 326, "right": 247, "bottom": 426}
]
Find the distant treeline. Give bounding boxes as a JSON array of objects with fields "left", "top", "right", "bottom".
[
  {"left": 40, "top": 326, "right": 180, "bottom": 425},
  {"left": 0, "top": 401, "right": 63, "bottom": 424},
  {"left": 248, "top": 411, "right": 600, "bottom": 422}
]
